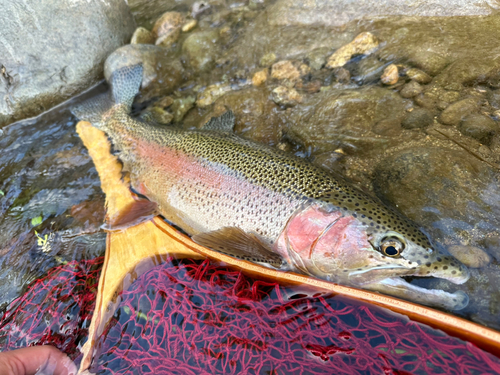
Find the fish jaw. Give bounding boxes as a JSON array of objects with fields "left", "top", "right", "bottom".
[
  {"left": 363, "top": 277, "right": 469, "bottom": 310},
  {"left": 275, "top": 202, "right": 470, "bottom": 309}
]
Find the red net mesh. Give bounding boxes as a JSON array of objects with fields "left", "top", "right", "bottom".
[
  {"left": 1, "top": 256, "right": 500, "bottom": 375},
  {"left": 0, "top": 257, "right": 103, "bottom": 360},
  {"left": 90, "top": 258, "right": 500, "bottom": 375}
]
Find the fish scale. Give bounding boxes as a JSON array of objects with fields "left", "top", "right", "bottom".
[{"left": 72, "top": 64, "right": 471, "bottom": 310}]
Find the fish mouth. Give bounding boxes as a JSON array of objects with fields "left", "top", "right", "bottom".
[
  {"left": 364, "top": 276, "right": 469, "bottom": 310},
  {"left": 345, "top": 265, "right": 469, "bottom": 310}
]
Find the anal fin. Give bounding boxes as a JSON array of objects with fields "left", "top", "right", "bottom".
[
  {"left": 192, "top": 227, "right": 285, "bottom": 268},
  {"left": 103, "top": 199, "right": 159, "bottom": 231}
]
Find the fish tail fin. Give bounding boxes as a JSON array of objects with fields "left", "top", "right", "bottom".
[
  {"left": 110, "top": 63, "right": 143, "bottom": 110},
  {"left": 71, "top": 64, "right": 143, "bottom": 127}
]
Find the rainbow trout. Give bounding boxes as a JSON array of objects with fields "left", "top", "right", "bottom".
[{"left": 72, "top": 64, "right": 470, "bottom": 310}]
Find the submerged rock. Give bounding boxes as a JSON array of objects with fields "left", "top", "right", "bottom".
[
  {"left": 0, "top": 0, "right": 135, "bottom": 128},
  {"left": 182, "top": 30, "right": 221, "bottom": 73},
  {"left": 402, "top": 108, "right": 433, "bottom": 129},
  {"left": 285, "top": 86, "right": 405, "bottom": 154},
  {"left": 439, "top": 98, "right": 479, "bottom": 125},
  {"left": 131, "top": 27, "right": 155, "bottom": 45},
  {"left": 326, "top": 32, "right": 379, "bottom": 69},
  {"left": 447, "top": 245, "right": 491, "bottom": 268},
  {"left": 458, "top": 114, "right": 498, "bottom": 145},
  {"left": 152, "top": 11, "right": 184, "bottom": 47},
  {"left": 373, "top": 147, "right": 500, "bottom": 248}
]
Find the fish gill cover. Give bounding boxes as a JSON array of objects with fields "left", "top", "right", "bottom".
[{"left": 1, "top": 257, "right": 500, "bottom": 375}]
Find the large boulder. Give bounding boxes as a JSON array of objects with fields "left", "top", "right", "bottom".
[
  {"left": 0, "top": 0, "right": 136, "bottom": 128},
  {"left": 267, "top": 0, "right": 498, "bottom": 27}
]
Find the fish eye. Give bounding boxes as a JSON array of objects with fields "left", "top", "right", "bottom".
[{"left": 380, "top": 237, "right": 405, "bottom": 257}]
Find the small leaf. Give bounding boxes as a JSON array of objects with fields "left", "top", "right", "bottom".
[
  {"left": 31, "top": 216, "right": 43, "bottom": 226},
  {"left": 0, "top": 190, "right": 4, "bottom": 196}
]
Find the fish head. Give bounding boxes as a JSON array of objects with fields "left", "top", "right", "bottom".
[{"left": 277, "top": 202, "right": 470, "bottom": 309}]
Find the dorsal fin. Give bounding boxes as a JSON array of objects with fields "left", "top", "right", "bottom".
[
  {"left": 202, "top": 110, "right": 235, "bottom": 132},
  {"left": 192, "top": 227, "right": 285, "bottom": 268}
]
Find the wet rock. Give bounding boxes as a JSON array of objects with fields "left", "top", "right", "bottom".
[
  {"left": 434, "top": 58, "right": 500, "bottom": 90},
  {"left": 131, "top": 27, "right": 155, "bottom": 45},
  {"left": 271, "top": 86, "right": 303, "bottom": 107},
  {"left": 260, "top": 53, "right": 277, "bottom": 67},
  {"left": 439, "top": 98, "right": 479, "bottom": 125},
  {"left": 381, "top": 64, "right": 399, "bottom": 85},
  {"left": 326, "top": 32, "right": 379, "bottom": 69},
  {"left": 483, "top": 236, "right": 500, "bottom": 261},
  {"left": 271, "top": 61, "right": 301, "bottom": 82},
  {"left": 182, "top": 30, "right": 221, "bottom": 73},
  {"left": 182, "top": 19, "right": 198, "bottom": 33},
  {"left": 266, "top": 0, "right": 496, "bottom": 27},
  {"left": 447, "top": 245, "right": 491, "bottom": 268},
  {"left": 458, "top": 114, "right": 498, "bottom": 145},
  {"left": 286, "top": 86, "right": 405, "bottom": 154},
  {"left": 307, "top": 48, "right": 330, "bottom": 70},
  {"left": 407, "top": 51, "right": 449, "bottom": 76},
  {"left": 373, "top": 147, "right": 500, "bottom": 249},
  {"left": 334, "top": 68, "right": 351, "bottom": 84},
  {"left": 402, "top": 108, "right": 433, "bottom": 129},
  {"left": 197, "top": 83, "right": 232, "bottom": 108},
  {"left": 488, "top": 90, "right": 500, "bottom": 109},
  {"left": 252, "top": 69, "right": 269, "bottom": 86},
  {"left": 405, "top": 68, "right": 432, "bottom": 84},
  {"left": 152, "top": 11, "right": 184, "bottom": 48},
  {"left": 171, "top": 96, "right": 196, "bottom": 122},
  {"left": 400, "top": 81, "right": 423, "bottom": 98},
  {"left": 0, "top": 0, "right": 135, "bottom": 128},
  {"left": 296, "top": 80, "right": 322, "bottom": 94},
  {"left": 372, "top": 118, "right": 403, "bottom": 137},
  {"left": 192, "top": 1, "right": 211, "bottom": 19},
  {"left": 104, "top": 44, "right": 184, "bottom": 101}
]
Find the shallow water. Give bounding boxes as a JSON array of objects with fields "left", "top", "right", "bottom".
[{"left": 1, "top": 0, "right": 500, "bottom": 349}]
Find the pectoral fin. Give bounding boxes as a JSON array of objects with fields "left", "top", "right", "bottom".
[
  {"left": 192, "top": 227, "right": 285, "bottom": 268},
  {"left": 103, "top": 199, "right": 159, "bottom": 231}
]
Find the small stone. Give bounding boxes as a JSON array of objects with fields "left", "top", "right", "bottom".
[
  {"left": 458, "top": 113, "right": 498, "bottom": 145},
  {"left": 197, "top": 83, "right": 232, "bottom": 108},
  {"left": 372, "top": 118, "right": 402, "bottom": 136},
  {"left": 400, "top": 80, "right": 423, "bottom": 98},
  {"left": 334, "top": 67, "right": 351, "bottom": 84},
  {"left": 260, "top": 53, "right": 277, "bottom": 67},
  {"left": 326, "top": 31, "right": 379, "bottom": 69},
  {"left": 171, "top": 96, "right": 196, "bottom": 122},
  {"left": 307, "top": 47, "right": 329, "bottom": 70},
  {"left": 131, "top": 27, "right": 155, "bottom": 45},
  {"left": 182, "top": 30, "right": 220, "bottom": 73},
  {"left": 406, "top": 68, "right": 432, "bottom": 84},
  {"left": 192, "top": 1, "right": 211, "bottom": 18},
  {"left": 447, "top": 245, "right": 491, "bottom": 268},
  {"left": 252, "top": 69, "right": 268, "bottom": 86},
  {"left": 299, "top": 63, "right": 311, "bottom": 76},
  {"left": 148, "top": 106, "right": 174, "bottom": 124},
  {"left": 296, "top": 80, "right": 322, "bottom": 93},
  {"left": 271, "top": 86, "right": 303, "bottom": 107},
  {"left": 381, "top": 64, "right": 399, "bottom": 85},
  {"left": 156, "top": 96, "right": 174, "bottom": 108},
  {"left": 271, "top": 60, "right": 301, "bottom": 82},
  {"left": 439, "top": 98, "right": 479, "bottom": 125},
  {"left": 402, "top": 108, "right": 433, "bottom": 129},
  {"left": 152, "top": 12, "right": 184, "bottom": 48},
  {"left": 182, "top": 19, "right": 197, "bottom": 32}
]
